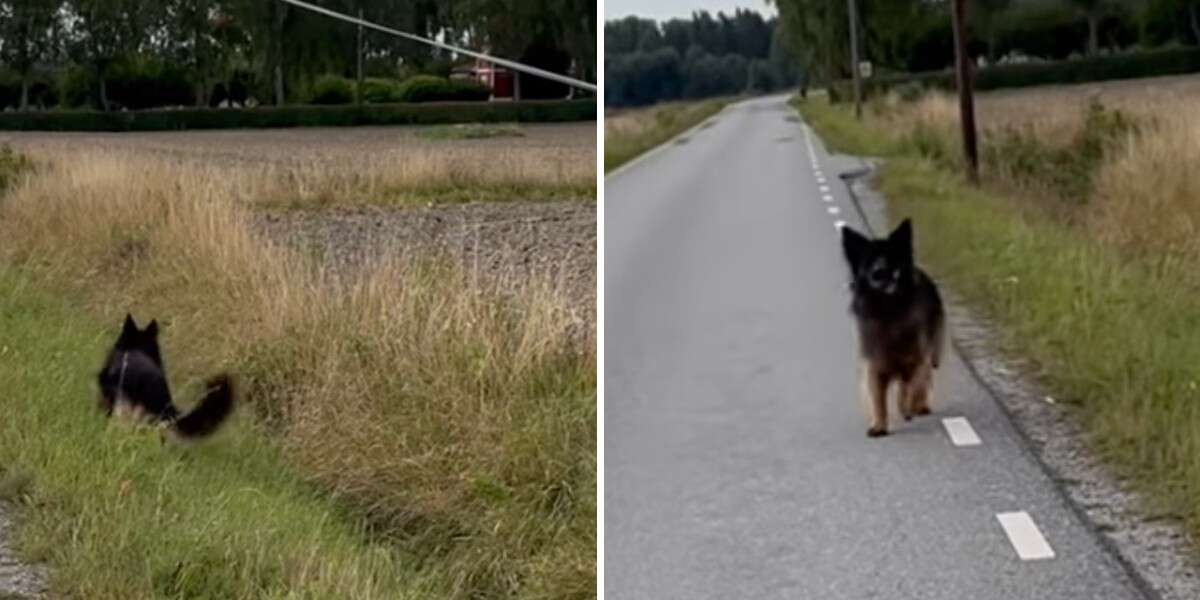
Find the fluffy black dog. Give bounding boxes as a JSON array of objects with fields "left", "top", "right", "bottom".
[
  {"left": 97, "top": 314, "right": 233, "bottom": 439},
  {"left": 841, "top": 219, "right": 945, "bottom": 438}
]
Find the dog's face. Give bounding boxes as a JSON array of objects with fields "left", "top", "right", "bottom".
[{"left": 841, "top": 220, "right": 915, "bottom": 297}]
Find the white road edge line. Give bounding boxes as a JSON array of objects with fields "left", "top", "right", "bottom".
[
  {"left": 996, "top": 511, "right": 1055, "bottom": 561},
  {"left": 942, "top": 417, "right": 982, "bottom": 447}
]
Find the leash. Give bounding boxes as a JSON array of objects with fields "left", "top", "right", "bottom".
[{"left": 116, "top": 351, "right": 129, "bottom": 391}]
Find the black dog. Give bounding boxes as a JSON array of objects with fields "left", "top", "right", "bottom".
[
  {"left": 841, "top": 219, "right": 945, "bottom": 437},
  {"left": 97, "top": 314, "right": 234, "bottom": 439}
]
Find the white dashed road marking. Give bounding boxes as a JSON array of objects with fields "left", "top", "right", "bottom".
[
  {"left": 826, "top": 206, "right": 839, "bottom": 215},
  {"left": 822, "top": 194, "right": 834, "bottom": 202},
  {"left": 819, "top": 185, "right": 830, "bottom": 193},
  {"left": 996, "top": 512, "right": 1055, "bottom": 561},
  {"left": 941, "top": 417, "right": 982, "bottom": 447},
  {"left": 834, "top": 220, "right": 846, "bottom": 229}
]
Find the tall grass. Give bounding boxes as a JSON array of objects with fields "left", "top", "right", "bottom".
[
  {"left": 604, "top": 99, "right": 729, "bottom": 171},
  {"left": 0, "top": 148, "right": 595, "bottom": 598},
  {"left": 9, "top": 137, "right": 595, "bottom": 208},
  {"left": 810, "top": 82, "right": 1199, "bottom": 247}
]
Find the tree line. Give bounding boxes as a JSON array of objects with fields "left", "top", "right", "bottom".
[
  {"left": 770, "top": 0, "right": 1200, "bottom": 83},
  {"left": 605, "top": 10, "right": 803, "bottom": 108},
  {"left": 0, "top": 0, "right": 595, "bottom": 111}
]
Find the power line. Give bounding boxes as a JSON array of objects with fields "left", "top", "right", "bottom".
[{"left": 275, "top": 0, "right": 596, "bottom": 93}]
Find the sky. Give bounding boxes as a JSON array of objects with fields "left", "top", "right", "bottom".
[{"left": 604, "top": 0, "right": 777, "bottom": 23}]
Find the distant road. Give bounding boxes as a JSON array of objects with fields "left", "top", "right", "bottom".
[{"left": 604, "top": 95, "right": 1146, "bottom": 599}]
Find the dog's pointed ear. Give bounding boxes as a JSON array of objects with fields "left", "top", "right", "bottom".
[
  {"left": 888, "top": 219, "right": 913, "bottom": 261},
  {"left": 121, "top": 313, "right": 138, "bottom": 338},
  {"left": 145, "top": 319, "right": 159, "bottom": 337},
  {"left": 841, "top": 226, "right": 870, "bottom": 269}
]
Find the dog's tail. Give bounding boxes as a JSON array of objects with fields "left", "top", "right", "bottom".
[{"left": 172, "top": 374, "right": 234, "bottom": 439}]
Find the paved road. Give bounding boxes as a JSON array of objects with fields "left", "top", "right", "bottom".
[{"left": 604, "top": 95, "right": 1146, "bottom": 599}]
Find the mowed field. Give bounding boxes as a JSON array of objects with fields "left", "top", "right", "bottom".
[{"left": 0, "top": 122, "right": 595, "bottom": 599}]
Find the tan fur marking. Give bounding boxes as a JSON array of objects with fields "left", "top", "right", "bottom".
[
  {"left": 909, "top": 359, "right": 934, "bottom": 415},
  {"left": 861, "top": 361, "right": 889, "bottom": 435}
]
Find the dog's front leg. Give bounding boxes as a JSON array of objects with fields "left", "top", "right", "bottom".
[{"left": 862, "top": 362, "right": 889, "bottom": 437}]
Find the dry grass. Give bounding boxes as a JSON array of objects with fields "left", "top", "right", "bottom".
[
  {"left": 0, "top": 146, "right": 595, "bottom": 598},
  {"left": 603, "top": 99, "right": 728, "bottom": 171},
  {"left": 846, "top": 75, "right": 1200, "bottom": 263},
  {"left": 1, "top": 123, "right": 596, "bottom": 207}
]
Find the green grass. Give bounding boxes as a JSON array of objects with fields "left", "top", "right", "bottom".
[
  {"left": 604, "top": 98, "right": 730, "bottom": 172},
  {"left": 801, "top": 99, "right": 1200, "bottom": 543},
  {"left": 0, "top": 145, "right": 32, "bottom": 193},
  {"left": 791, "top": 96, "right": 898, "bottom": 157},
  {"left": 0, "top": 267, "right": 428, "bottom": 599},
  {"left": 417, "top": 123, "right": 526, "bottom": 140}
]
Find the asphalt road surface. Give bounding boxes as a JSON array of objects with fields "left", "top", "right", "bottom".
[{"left": 604, "top": 95, "right": 1147, "bottom": 599}]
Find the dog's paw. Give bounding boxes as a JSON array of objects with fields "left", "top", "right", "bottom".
[{"left": 866, "top": 426, "right": 888, "bottom": 438}]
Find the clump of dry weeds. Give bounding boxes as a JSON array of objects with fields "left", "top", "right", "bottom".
[
  {"left": 0, "top": 148, "right": 595, "bottom": 599},
  {"left": 868, "top": 79, "right": 1200, "bottom": 264}
]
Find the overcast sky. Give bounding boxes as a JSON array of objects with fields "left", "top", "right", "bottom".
[{"left": 604, "top": 0, "right": 776, "bottom": 23}]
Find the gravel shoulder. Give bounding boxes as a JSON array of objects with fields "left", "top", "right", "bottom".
[
  {"left": 0, "top": 502, "right": 46, "bottom": 599},
  {"left": 947, "top": 297, "right": 1200, "bottom": 600}
]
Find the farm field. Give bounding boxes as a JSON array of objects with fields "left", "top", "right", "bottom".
[{"left": 0, "top": 121, "right": 596, "bottom": 599}]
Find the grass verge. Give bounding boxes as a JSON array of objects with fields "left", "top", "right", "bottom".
[
  {"left": 604, "top": 98, "right": 729, "bottom": 172},
  {"left": 790, "top": 96, "right": 897, "bottom": 157},
  {"left": 0, "top": 267, "right": 428, "bottom": 599},
  {"left": 799, "top": 97, "right": 1200, "bottom": 549}
]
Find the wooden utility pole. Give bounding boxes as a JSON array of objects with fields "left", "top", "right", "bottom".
[
  {"left": 951, "top": 0, "right": 979, "bottom": 184},
  {"left": 356, "top": 8, "right": 364, "bottom": 107},
  {"left": 847, "top": 0, "right": 862, "bottom": 119}
]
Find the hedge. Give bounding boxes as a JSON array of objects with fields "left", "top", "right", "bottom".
[
  {"left": 829, "top": 46, "right": 1200, "bottom": 102},
  {"left": 0, "top": 99, "right": 596, "bottom": 131},
  {"left": 308, "top": 74, "right": 355, "bottom": 105},
  {"left": 394, "top": 75, "right": 491, "bottom": 102}
]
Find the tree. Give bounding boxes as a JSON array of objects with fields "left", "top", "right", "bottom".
[
  {"left": 769, "top": 0, "right": 847, "bottom": 83},
  {"left": 157, "top": 0, "right": 220, "bottom": 106},
  {"left": 1066, "top": 0, "right": 1130, "bottom": 55},
  {"left": 0, "top": 0, "right": 61, "bottom": 109},
  {"left": 1137, "top": 0, "right": 1200, "bottom": 46},
  {"left": 65, "top": 0, "right": 157, "bottom": 111}
]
